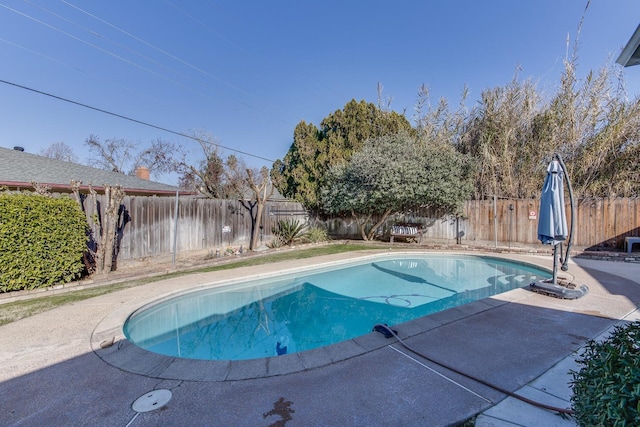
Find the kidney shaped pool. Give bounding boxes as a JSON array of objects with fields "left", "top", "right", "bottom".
[{"left": 123, "top": 254, "right": 548, "bottom": 361}]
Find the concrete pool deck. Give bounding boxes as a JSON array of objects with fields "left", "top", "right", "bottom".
[{"left": 1, "top": 250, "right": 639, "bottom": 426}]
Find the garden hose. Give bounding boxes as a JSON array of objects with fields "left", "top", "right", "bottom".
[{"left": 373, "top": 323, "right": 574, "bottom": 416}]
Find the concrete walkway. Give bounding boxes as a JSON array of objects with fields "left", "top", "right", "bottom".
[
  {"left": 1, "top": 250, "right": 638, "bottom": 426},
  {"left": 475, "top": 257, "right": 640, "bottom": 426}
]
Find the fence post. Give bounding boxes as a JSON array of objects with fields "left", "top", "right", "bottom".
[
  {"left": 172, "top": 190, "right": 179, "bottom": 267},
  {"left": 494, "top": 195, "right": 498, "bottom": 248}
]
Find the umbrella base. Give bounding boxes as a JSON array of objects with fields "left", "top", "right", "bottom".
[{"left": 529, "top": 279, "right": 589, "bottom": 299}]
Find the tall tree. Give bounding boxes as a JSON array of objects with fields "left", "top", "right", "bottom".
[
  {"left": 457, "top": 4, "right": 640, "bottom": 199},
  {"left": 458, "top": 71, "right": 542, "bottom": 199},
  {"left": 321, "top": 131, "right": 473, "bottom": 240},
  {"left": 271, "top": 99, "right": 413, "bottom": 211},
  {"left": 540, "top": 56, "right": 640, "bottom": 197}
]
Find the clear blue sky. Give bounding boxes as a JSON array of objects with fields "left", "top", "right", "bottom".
[{"left": 1, "top": 1, "right": 639, "bottom": 184}]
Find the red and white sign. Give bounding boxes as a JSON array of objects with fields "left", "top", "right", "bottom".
[{"left": 528, "top": 210, "right": 537, "bottom": 220}]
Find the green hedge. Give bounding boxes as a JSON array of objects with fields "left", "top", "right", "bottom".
[
  {"left": 571, "top": 321, "right": 640, "bottom": 426},
  {"left": 0, "top": 193, "right": 88, "bottom": 292}
]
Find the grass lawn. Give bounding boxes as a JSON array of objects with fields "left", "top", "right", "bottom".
[{"left": 0, "top": 243, "right": 380, "bottom": 326}]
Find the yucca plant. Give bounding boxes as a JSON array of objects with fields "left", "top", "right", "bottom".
[{"left": 272, "top": 219, "right": 307, "bottom": 246}]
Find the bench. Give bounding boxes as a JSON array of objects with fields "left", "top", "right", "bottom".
[
  {"left": 625, "top": 236, "right": 640, "bottom": 253},
  {"left": 390, "top": 223, "right": 422, "bottom": 243}
]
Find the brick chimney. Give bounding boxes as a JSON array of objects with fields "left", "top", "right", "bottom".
[{"left": 135, "top": 166, "right": 150, "bottom": 180}]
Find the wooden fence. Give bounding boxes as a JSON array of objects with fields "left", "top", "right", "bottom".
[
  {"left": 462, "top": 198, "right": 640, "bottom": 249},
  {"left": 319, "top": 198, "right": 640, "bottom": 250},
  {"left": 80, "top": 194, "right": 307, "bottom": 263},
  {"left": 79, "top": 194, "right": 639, "bottom": 266}
]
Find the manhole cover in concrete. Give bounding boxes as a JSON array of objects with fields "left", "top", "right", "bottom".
[{"left": 132, "top": 389, "right": 172, "bottom": 413}]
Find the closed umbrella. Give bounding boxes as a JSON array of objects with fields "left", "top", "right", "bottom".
[
  {"left": 538, "top": 160, "right": 568, "bottom": 247},
  {"left": 530, "top": 154, "right": 587, "bottom": 299}
]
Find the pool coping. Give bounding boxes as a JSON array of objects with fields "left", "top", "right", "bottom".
[{"left": 90, "top": 251, "right": 552, "bottom": 381}]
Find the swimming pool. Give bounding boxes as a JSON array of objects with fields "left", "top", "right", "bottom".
[{"left": 123, "top": 254, "right": 548, "bottom": 361}]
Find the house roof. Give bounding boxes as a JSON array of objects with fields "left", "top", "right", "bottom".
[{"left": 0, "top": 146, "right": 181, "bottom": 196}]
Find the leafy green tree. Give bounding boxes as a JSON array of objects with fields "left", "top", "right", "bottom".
[
  {"left": 271, "top": 121, "right": 323, "bottom": 208},
  {"left": 320, "top": 131, "right": 473, "bottom": 240},
  {"left": 272, "top": 99, "right": 413, "bottom": 211}
]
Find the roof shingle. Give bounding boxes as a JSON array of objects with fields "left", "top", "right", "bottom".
[{"left": 0, "top": 147, "right": 180, "bottom": 195}]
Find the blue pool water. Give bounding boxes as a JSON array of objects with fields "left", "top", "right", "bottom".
[{"left": 124, "top": 254, "right": 548, "bottom": 361}]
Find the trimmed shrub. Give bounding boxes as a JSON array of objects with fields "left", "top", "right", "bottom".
[
  {"left": 305, "top": 225, "right": 329, "bottom": 243},
  {"left": 0, "top": 193, "right": 88, "bottom": 292},
  {"left": 570, "top": 321, "right": 640, "bottom": 426}
]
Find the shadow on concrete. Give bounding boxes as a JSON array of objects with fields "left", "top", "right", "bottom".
[{"left": 1, "top": 260, "right": 638, "bottom": 426}]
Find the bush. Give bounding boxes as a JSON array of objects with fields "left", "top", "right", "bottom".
[
  {"left": 0, "top": 193, "right": 88, "bottom": 292},
  {"left": 570, "top": 321, "right": 640, "bottom": 426},
  {"left": 266, "top": 237, "right": 284, "bottom": 249},
  {"left": 272, "top": 219, "right": 308, "bottom": 246},
  {"left": 304, "top": 225, "right": 329, "bottom": 243}
]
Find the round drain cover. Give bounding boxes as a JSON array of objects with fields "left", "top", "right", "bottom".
[{"left": 132, "top": 389, "right": 172, "bottom": 413}]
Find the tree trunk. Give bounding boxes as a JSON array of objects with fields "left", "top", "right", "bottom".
[
  {"left": 102, "top": 190, "right": 118, "bottom": 274},
  {"left": 355, "top": 212, "right": 372, "bottom": 240},
  {"left": 245, "top": 168, "right": 274, "bottom": 251},
  {"left": 252, "top": 201, "right": 265, "bottom": 250},
  {"left": 366, "top": 209, "right": 392, "bottom": 240},
  {"left": 354, "top": 209, "right": 392, "bottom": 241},
  {"left": 89, "top": 186, "right": 104, "bottom": 275},
  {"left": 86, "top": 185, "right": 125, "bottom": 276},
  {"left": 240, "top": 200, "right": 258, "bottom": 251}
]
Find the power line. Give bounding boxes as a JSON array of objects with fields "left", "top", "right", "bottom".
[
  {"left": 1, "top": 2, "right": 199, "bottom": 94},
  {"left": 164, "top": 1, "right": 347, "bottom": 115},
  {"left": 2, "top": 2, "right": 344, "bottom": 161},
  {"left": 6, "top": 1, "right": 293, "bottom": 127},
  {"left": 0, "top": 78, "right": 276, "bottom": 163},
  {"left": 61, "top": 0, "right": 249, "bottom": 96},
  {"left": 0, "top": 36, "right": 183, "bottom": 110},
  {"left": 22, "top": 0, "right": 204, "bottom": 85}
]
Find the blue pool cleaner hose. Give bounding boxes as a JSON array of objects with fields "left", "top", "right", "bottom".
[{"left": 372, "top": 323, "right": 574, "bottom": 416}]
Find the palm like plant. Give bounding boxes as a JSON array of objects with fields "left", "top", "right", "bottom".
[{"left": 272, "top": 219, "right": 308, "bottom": 246}]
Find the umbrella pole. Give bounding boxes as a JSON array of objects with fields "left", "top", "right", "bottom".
[
  {"left": 552, "top": 244, "right": 559, "bottom": 285},
  {"left": 555, "top": 154, "right": 574, "bottom": 271}
]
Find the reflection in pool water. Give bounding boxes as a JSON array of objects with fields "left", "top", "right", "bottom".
[{"left": 124, "top": 255, "right": 548, "bottom": 361}]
